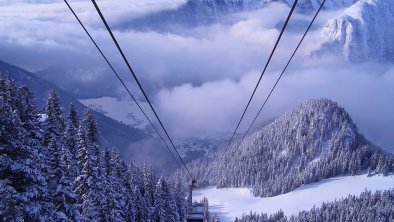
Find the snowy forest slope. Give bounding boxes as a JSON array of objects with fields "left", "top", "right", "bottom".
[
  {"left": 186, "top": 99, "right": 394, "bottom": 197},
  {"left": 0, "top": 60, "right": 147, "bottom": 160},
  {"left": 0, "top": 74, "right": 187, "bottom": 221}
]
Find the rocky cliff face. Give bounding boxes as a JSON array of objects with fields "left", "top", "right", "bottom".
[{"left": 315, "top": 0, "right": 394, "bottom": 62}]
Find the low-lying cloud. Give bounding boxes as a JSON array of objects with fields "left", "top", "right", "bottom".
[{"left": 155, "top": 57, "right": 394, "bottom": 153}]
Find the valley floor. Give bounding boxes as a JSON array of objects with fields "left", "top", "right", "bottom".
[{"left": 193, "top": 174, "right": 394, "bottom": 222}]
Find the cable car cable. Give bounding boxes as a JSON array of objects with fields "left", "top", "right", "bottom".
[
  {"left": 236, "top": 0, "right": 327, "bottom": 149},
  {"left": 90, "top": 0, "right": 192, "bottom": 179},
  {"left": 225, "top": 0, "right": 299, "bottom": 152},
  {"left": 64, "top": 0, "right": 183, "bottom": 170}
]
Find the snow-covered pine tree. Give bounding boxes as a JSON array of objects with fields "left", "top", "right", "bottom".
[
  {"left": 143, "top": 163, "right": 156, "bottom": 218},
  {"left": 63, "top": 103, "right": 79, "bottom": 179},
  {"left": 163, "top": 179, "right": 180, "bottom": 222},
  {"left": 43, "top": 90, "right": 64, "bottom": 146},
  {"left": 1, "top": 75, "right": 188, "bottom": 221},
  {"left": 102, "top": 149, "right": 126, "bottom": 222},
  {"left": 129, "top": 162, "right": 149, "bottom": 221},
  {"left": 47, "top": 137, "right": 80, "bottom": 220},
  {"left": 172, "top": 171, "right": 187, "bottom": 221},
  {"left": 133, "top": 185, "right": 149, "bottom": 222},
  {"left": 74, "top": 125, "right": 101, "bottom": 220},
  {"left": 153, "top": 177, "right": 166, "bottom": 222},
  {"left": 68, "top": 103, "right": 79, "bottom": 129},
  {"left": 82, "top": 109, "right": 107, "bottom": 219},
  {"left": 117, "top": 159, "right": 137, "bottom": 221},
  {"left": 0, "top": 75, "right": 50, "bottom": 220},
  {"left": 82, "top": 110, "right": 102, "bottom": 173},
  {"left": 83, "top": 109, "right": 100, "bottom": 146}
]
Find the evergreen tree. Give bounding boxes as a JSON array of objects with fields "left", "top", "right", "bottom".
[
  {"left": 153, "top": 177, "right": 166, "bottom": 222},
  {"left": 0, "top": 75, "right": 50, "bottom": 220},
  {"left": 143, "top": 164, "right": 156, "bottom": 208},
  {"left": 48, "top": 137, "right": 80, "bottom": 220},
  {"left": 63, "top": 103, "right": 79, "bottom": 179},
  {"left": 0, "top": 75, "right": 188, "bottom": 222},
  {"left": 83, "top": 109, "right": 99, "bottom": 146},
  {"left": 134, "top": 185, "right": 149, "bottom": 222},
  {"left": 103, "top": 149, "right": 126, "bottom": 222},
  {"left": 69, "top": 103, "right": 79, "bottom": 129},
  {"left": 43, "top": 90, "right": 64, "bottom": 146},
  {"left": 164, "top": 180, "right": 180, "bottom": 222},
  {"left": 74, "top": 125, "right": 100, "bottom": 220},
  {"left": 172, "top": 171, "right": 187, "bottom": 221}
]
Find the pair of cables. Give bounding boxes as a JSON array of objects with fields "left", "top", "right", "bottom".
[
  {"left": 226, "top": 0, "right": 327, "bottom": 152},
  {"left": 64, "top": 0, "right": 192, "bottom": 179},
  {"left": 65, "top": 0, "right": 326, "bottom": 175}
]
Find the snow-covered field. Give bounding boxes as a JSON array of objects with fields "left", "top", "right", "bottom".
[
  {"left": 79, "top": 97, "right": 150, "bottom": 129},
  {"left": 193, "top": 174, "right": 394, "bottom": 222}
]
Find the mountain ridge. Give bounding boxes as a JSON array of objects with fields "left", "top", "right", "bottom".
[{"left": 124, "top": 0, "right": 358, "bottom": 31}]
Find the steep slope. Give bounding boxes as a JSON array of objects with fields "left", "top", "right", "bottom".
[
  {"left": 314, "top": 0, "right": 394, "bottom": 62},
  {"left": 0, "top": 59, "right": 145, "bottom": 158},
  {"left": 187, "top": 99, "right": 394, "bottom": 197}
]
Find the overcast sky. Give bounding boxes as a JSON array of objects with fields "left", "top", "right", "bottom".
[{"left": 0, "top": 0, "right": 393, "bottom": 153}]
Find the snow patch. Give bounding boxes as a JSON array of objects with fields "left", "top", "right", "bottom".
[
  {"left": 193, "top": 174, "right": 394, "bottom": 222},
  {"left": 279, "top": 149, "right": 287, "bottom": 156},
  {"left": 309, "top": 157, "right": 320, "bottom": 165},
  {"left": 38, "top": 114, "right": 47, "bottom": 122},
  {"left": 79, "top": 97, "right": 150, "bottom": 130}
]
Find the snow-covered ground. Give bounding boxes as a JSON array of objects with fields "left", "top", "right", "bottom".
[
  {"left": 79, "top": 97, "right": 150, "bottom": 129},
  {"left": 193, "top": 174, "right": 394, "bottom": 222}
]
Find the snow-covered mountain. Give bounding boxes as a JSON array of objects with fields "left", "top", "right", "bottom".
[
  {"left": 191, "top": 0, "right": 267, "bottom": 11},
  {"left": 315, "top": 0, "right": 394, "bottom": 62},
  {"left": 127, "top": 0, "right": 357, "bottom": 31},
  {"left": 186, "top": 98, "right": 394, "bottom": 196},
  {"left": 285, "top": 0, "right": 357, "bottom": 10},
  {"left": 190, "top": 0, "right": 356, "bottom": 11},
  {"left": 192, "top": 0, "right": 358, "bottom": 11}
]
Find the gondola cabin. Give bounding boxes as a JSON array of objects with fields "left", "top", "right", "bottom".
[{"left": 187, "top": 203, "right": 208, "bottom": 222}]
